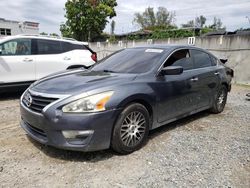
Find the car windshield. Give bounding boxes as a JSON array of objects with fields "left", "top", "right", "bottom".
[{"left": 91, "top": 48, "right": 166, "bottom": 73}]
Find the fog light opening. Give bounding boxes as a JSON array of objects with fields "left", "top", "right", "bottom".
[
  {"left": 62, "top": 130, "right": 94, "bottom": 139},
  {"left": 62, "top": 130, "right": 94, "bottom": 145}
]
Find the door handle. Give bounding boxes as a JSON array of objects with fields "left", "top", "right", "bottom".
[
  {"left": 63, "top": 57, "right": 71, "bottom": 60},
  {"left": 190, "top": 77, "right": 199, "bottom": 82},
  {"left": 23, "top": 58, "right": 33, "bottom": 62},
  {"left": 214, "top": 72, "right": 220, "bottom": 75}
]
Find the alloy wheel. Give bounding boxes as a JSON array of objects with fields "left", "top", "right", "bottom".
[
  {"left": 120, "top": 111, "right": 146, "bottom": 147},
  {"left": 217, "top": 89, "right": 226, "bottom": 110}
]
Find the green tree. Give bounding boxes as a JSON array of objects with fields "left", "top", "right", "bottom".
[
  {"left": 60, "top": 0, "right": 117, "bottom": 41},
  {"left": 50, "top": 33, "right": 59, "bottom": 37},
  {"left": 209, "top": 17, "right": 225, "bottom": 30},
  {"left": 181, "top": 20, "right": 194, "bottom": 28},
  {"left": 60, "top": 23, "right": 72, "bottom": 38},
  {"left": 182, "top": 15, "right": 206, "bottom": 28},
  {"left": 40, "top": 32, "right": 48, "bottom": 35},
  {"left": 156, "top": 7, "right": 175, "bottom": 26},
  {"left": 133, "top": 7, "right": 175, "bottom": 30},
  {"left": 195, "top": 15, "right": 206, "bottom": 28}
]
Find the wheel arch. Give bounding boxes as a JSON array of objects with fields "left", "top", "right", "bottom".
[
  {"left": 116, "top": 94, "right": 155, "bottom": 129},
  {"left": 221, "top": 82, "right": 231, "bottom": 92}
]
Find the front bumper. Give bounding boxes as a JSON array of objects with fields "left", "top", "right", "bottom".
[{"left": 20, "top": 102, "right": 121, "bottom": 152}]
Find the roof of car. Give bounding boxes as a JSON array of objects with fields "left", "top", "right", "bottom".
[
  {"left": 132, "top": 44, "right": 201, "bottom": 50},
  {"left": 0, "top": 35, "right": 88, "bottom": 45},
  {"left": 126, "top": 44, "right": 215, "bottom": 58},
  {"left": 130, "top": 44, "right": 211, "bottom": 53}
]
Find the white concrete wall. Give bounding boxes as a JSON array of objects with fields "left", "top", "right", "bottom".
[{"left": 89, "top": 35, "right": 250, "bottom": 84}]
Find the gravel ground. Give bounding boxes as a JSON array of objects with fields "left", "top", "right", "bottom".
[{"left": 0, "top": 85, "right": 249, "bottom": 188}]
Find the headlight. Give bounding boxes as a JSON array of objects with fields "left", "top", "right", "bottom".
[{"left": 62, "top": 91, "right": 114, "bottom": 113}]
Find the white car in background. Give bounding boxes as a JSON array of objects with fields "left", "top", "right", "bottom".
[{"left": 0, "top": 35, "right": 97, "bottom": 91}]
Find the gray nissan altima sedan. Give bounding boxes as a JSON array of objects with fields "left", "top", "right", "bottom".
[{"left": 20, "top": 45, "right": 233, "bottom": 154}]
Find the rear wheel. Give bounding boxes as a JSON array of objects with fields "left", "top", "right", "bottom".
[
  {"left": 111, "top": 103, "right": 150, "bottom": 154},
  {"left": 210, "top": 85, "right": 228, "bottom": 113}
]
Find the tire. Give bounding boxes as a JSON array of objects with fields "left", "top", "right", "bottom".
[
  {"left": 111, "top": 103, "right": 150, "bottom": 154},
  {"left": 210, "top": 85, "right": 228, "bottom": 113}
]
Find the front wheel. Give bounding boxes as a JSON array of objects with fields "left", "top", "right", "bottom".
[
  {"left": 111, "top": 103, "right": 150, "bottom": 154},
  {"left": 210, "top": 85, "right": 228, "bottom": 113}
]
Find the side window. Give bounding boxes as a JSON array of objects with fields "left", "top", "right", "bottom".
[
  {"left": 164, "top": 49, "right": 193, "bottom": 70},
  {"left": 191, "top": 50, "right": 212, "bottom": 68},
  {"left": 61, "top": 42, "right": 74, "bottom": 52},
  {"left": 210, "top": 56, "right": 218, "bottom": 66},
  {"left": 73, "top": 44, "right": 85, "bottom": 50},
  {"left": 37, "top": 39, "right": 62, "bottom": 55},
  {"left": 0, "top": 39, "right": 31, "bottom": 56},
  {"left": 61, "top": 42, "right": 85, "bottom": 53}
]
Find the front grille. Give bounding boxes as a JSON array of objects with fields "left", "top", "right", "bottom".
[
  {"left": 22, "top": 91, "right": 58, "bottom": 113},
  {"left": 23, "top": 119, "right": 48, "bottom": 141}
]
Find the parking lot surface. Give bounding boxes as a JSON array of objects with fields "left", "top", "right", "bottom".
[{"left": 0, "top": 85, "right": 249, "bottom": 187}]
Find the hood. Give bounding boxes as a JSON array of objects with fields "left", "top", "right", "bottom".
[{"left": 30, "top": 69, "right": 137, "bottom": 94}]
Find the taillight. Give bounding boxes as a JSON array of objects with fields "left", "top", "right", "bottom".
[{"left": 91, "top": 53, "right": 97, "bottom": 62}]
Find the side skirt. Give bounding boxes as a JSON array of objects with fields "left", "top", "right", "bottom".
[{"left": 151, "top": 106, "right": 210, "bottom": 130}]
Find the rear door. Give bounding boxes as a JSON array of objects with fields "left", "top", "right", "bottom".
[
  {"left": 34, "top": 39, "right": 68, "bottom": 79},
  {"left": 190, "top": 49, "right": 220, "bottom": 109},
  {"left": 0, "top": 38, "right": 35, "bottom": 83}
]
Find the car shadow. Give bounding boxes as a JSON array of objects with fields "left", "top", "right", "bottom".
[
  {"left": 28, "top": 137, "right": 115, "bottom": 162},
  {"left": 27, "top": 111, "right": 211, "bottom": 162}
]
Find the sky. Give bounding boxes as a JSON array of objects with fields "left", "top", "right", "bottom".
[{"left": 0, "top": 0, "right": 249, "bottom": 35}]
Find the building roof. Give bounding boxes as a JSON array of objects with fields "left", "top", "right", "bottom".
[{"left": 0, "top": 18, "right": 39, "bottom": 25}]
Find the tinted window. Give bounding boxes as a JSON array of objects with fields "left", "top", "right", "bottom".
[
  {"left": 37, "top": 39, "right": 62, "bottom": 54},
  {"left": 210, "top": 56, "right": 218, "bottom": 66},
  {"left": 164, "top": 49, "right": 193, "bottom": 70},
  {"left": 191, "top": 50, "right": 212, "bottom": 68},
  {"left": 92, "top": 48, "right": 165, "bottom": 73},
  {"left": 0, "top": 39, "right": 31, "bottom": 56},
  {"left": 61, "top": 42, "right": 85, "bottom": 52}
]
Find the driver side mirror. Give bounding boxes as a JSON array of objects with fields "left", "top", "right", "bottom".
[
  {"left": 0, "top": 48, "right": 2, "bottom": 55},
  {"left": 159, "top": 66, "right": 183, "bottom": 76},
  {"left": 220, "top": 58, "right": 227, "bottom": 64}
]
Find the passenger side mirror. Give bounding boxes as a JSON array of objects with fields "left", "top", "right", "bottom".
[
  {"left": 0, "top": 49, "right": 2, "bottom": 55},
  {"left": 159, "top": 66, "right": 183, "bottom": 76}
]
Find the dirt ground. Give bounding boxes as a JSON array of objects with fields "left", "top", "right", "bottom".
[{"left": 0, "top": 85, "right": 249, "bottom": 188}]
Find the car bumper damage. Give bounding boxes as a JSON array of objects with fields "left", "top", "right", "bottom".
[{"left": 20, "top": 99, "right": 121, "bottom": 152}]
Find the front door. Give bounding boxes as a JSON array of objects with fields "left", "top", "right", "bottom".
[
  {"left": 0, "top": 38, "right": 35, "bottom": 84},
  {"left": 155, "top": 49, "right": 200, "bottom": 123}
]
